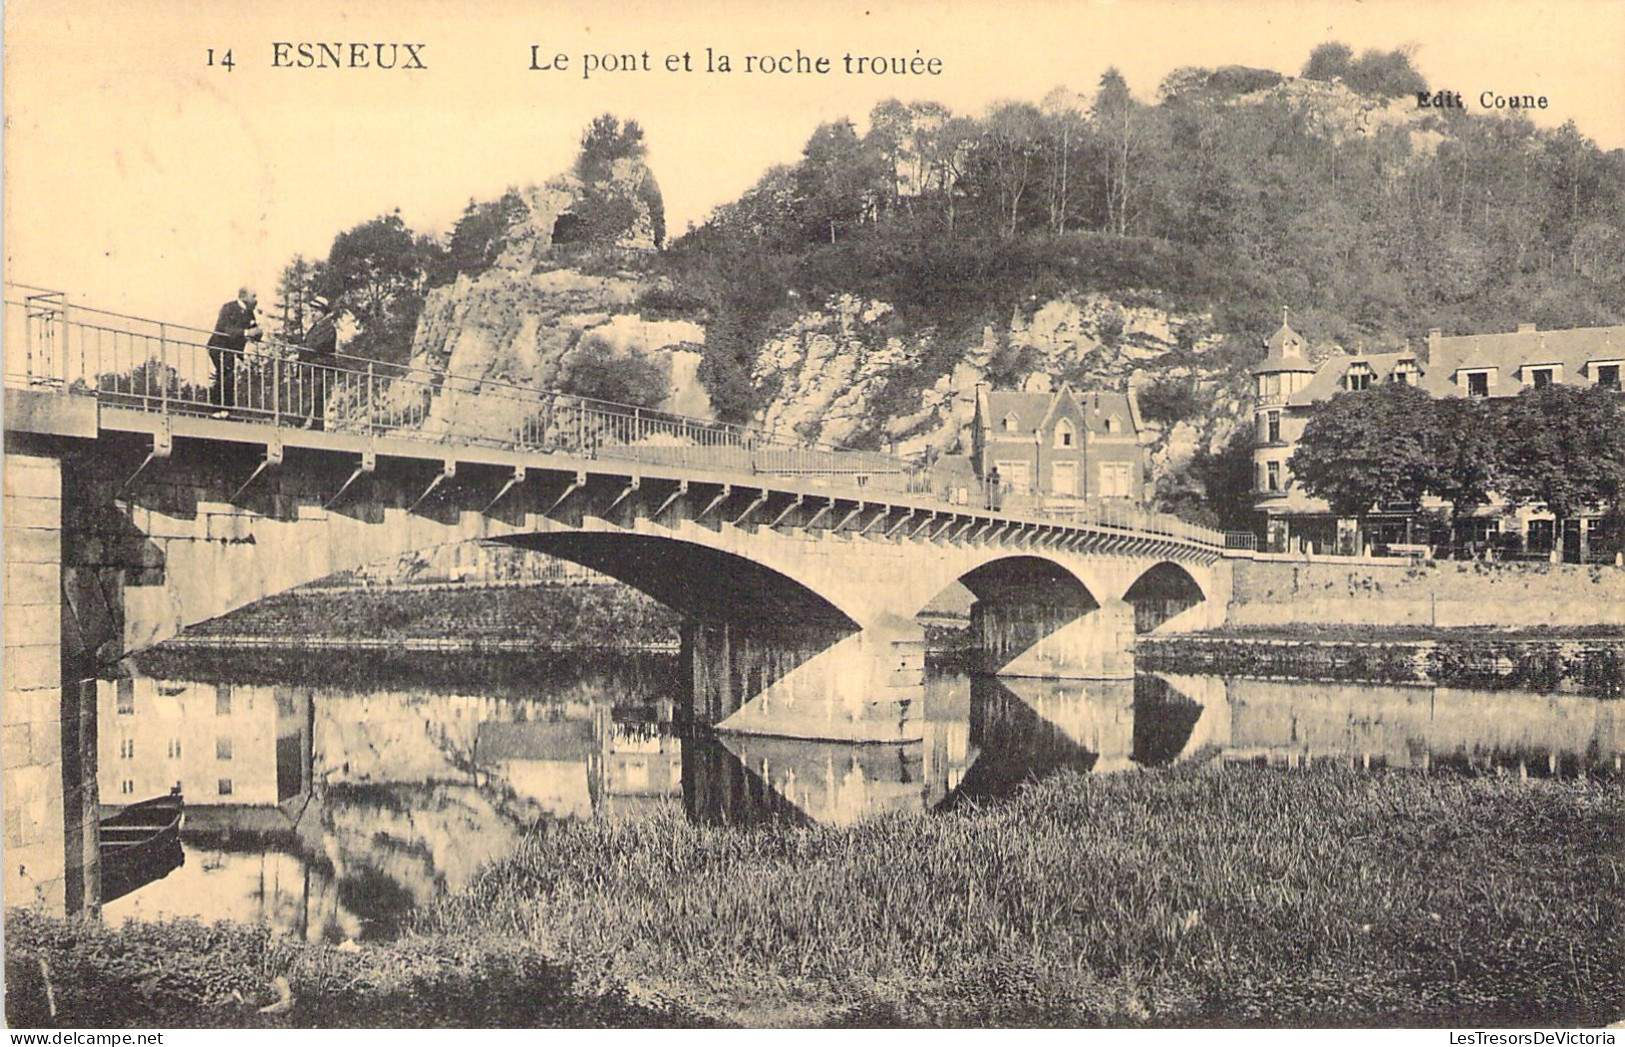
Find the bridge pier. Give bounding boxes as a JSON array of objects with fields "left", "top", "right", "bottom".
[
  {"left": 972, "top": 597, "right": 1135, "bottom": 680},
  {"left": 3, "top": 449, "right": 100, "bottom": 917}
]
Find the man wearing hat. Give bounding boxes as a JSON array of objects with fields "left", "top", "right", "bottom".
[
  {"left": 206, "top": 287, "right": 262, "bottom": 417},
  {"left": 298, "top": 296, "right": 339, "bottom": 430}
]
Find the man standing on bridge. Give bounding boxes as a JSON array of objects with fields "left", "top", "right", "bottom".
[
  {"left": 207, "top": 287, "right": 261, "bottom": 418},
  {"left": 297, "top": 296, "right": 338, "bottom": 430}
]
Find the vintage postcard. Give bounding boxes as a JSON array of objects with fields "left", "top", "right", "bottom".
[{"left": 3, "top": 0, "right": 1623, "bottom": 1033}]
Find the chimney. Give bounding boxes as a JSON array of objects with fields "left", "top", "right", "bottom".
[
  {"left": 1428, "top": 328, "right": 1442, "bottom": 358},
  {"left": 1517, "top": 322, "right": 1537, "bottom": 334}
]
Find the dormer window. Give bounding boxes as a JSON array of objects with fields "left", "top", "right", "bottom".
[
  {"left": 1002, "top": 414, "right": 1019, "bottom": 433},
  {"left": 1596, "top": 363, "right": 1621, "bottom": 391},
  {"left": 1054, "top": 419, "right": 1075, "bottom": 448},
  {"left": 1519, "top": 363, "right": 1563, "bottom": 389},
  {"left": 1462, "top": 369, "right": 1493, "bottom": 398},
  {"left": 1390, "top": 359, "right": 1419, "bottom": 385},
  {"left": 1345, "top": 363, "right": 1374, "bottom": 391}
]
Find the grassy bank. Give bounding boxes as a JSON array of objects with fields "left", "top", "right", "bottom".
[
  {"left": 9, "top": 766, "right": 1621, "bottom": 1028},
  {"left": 418, "top": 766, "right": 1623, "bottom": 1027},
  {"left": 2, "top": 915, "right": 711, "bottom": 1028}
]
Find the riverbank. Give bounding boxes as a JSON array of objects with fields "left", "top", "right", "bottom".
[
  {"left": 177, "top": 582, "right": 681, "bottom": 650},
  {"left": 10, "top": 765, "right": 1620, "bottom": 1028},
  {"left": 1139, "top": 629, "right": 1625, "bottom": 696}
]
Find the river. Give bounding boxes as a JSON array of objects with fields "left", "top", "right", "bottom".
[{"left": 96, "top": 645, "right": 1624, "bottom": 941}]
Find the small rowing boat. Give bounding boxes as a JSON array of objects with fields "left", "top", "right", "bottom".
[{"left": 100, "top": 786, "right": 185, "bottom": 903}]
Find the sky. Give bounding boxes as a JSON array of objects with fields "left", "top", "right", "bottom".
[{"left": 5, "top": 0, "right": 1624, "bottom": 333}]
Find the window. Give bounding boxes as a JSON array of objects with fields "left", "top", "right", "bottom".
[
  {"left": 216, "top": 684, "right": 232, "bottom": 716},
  {"left": 1529, "top": 367, "right": 1555, "bottom": 389},
  {"left": 1100, "top": 462, "right": 1132, "bottom": 499},
  {"left": 119, "top": 738, "right": 134, "bottom": 760},
  {"left": 216, "top": 736, "right": 233, "bottom": 760},
  {"left": 1052, "top": 461, "right": 1079, "bottom": 496},
  {"left": 1598, "top": 364, "right": 1621, "bottom": 391},
  {"left": 1391, "top": 360, "right": 1419, "bottom": 386},
  {"left": 1104, "top": 415, "right": 1121, "bottom": 434},
  {"left": 121, "top": 780, "right": 134, "bottom": 796},
  {"left": 1466, "top": 372, "right": 1490, "bottom": 398},
  {"left": 217, "top": 778, "right": 234, "bottom": 797},
  {"left": 997, "top": 460, "right": 1030, "bottom": 491},
  {"left": 1267, "top": 461, "right": 1281, "bottom": 492},
  {"left": 1054, "top": 420, "right": 1075, "bottom": 448},
  {"left": 1002, "top": 414, "right": 1019, "bottom": 433},
  {"left": 167, "top": 739, "right": 182, "bottom": 759},
  {"left": 116, "top": 679, "right": 135, "bottom": 716},
  {"left": 1346, "top": 368, "right": 1372, "bottom": 391},
  {"left": 1267, "top": 411, "right": 1281, "bottom": 444}
]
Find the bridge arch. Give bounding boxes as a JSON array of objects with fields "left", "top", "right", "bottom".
[
  {"left": 499, "top": 532, "right": 858, "bottom": 630},
  {"left": 1122, "top": 561, "right": 1207, "bottom": 634}
]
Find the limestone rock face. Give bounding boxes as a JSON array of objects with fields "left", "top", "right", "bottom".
[
  {"left": 403, "top": 161, "right": 699, "bottom": 432},
  {"left": 744, "top": 289, "right": 1241, "bottom": 496}
]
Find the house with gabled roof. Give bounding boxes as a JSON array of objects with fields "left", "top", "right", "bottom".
[
  {"left": 1252, "top": 316, "right": 1625, "bottom": 559},
  {"left": 971, "top": 382, "right": 1148, "bottom": 506}
]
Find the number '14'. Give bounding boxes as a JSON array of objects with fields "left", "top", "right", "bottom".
[{"left": 207, "top": 48, "right": 234, "bottom": 71}]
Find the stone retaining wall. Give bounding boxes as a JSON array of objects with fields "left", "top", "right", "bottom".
[{"left": 1228, "top": 559, "right": 1625, "bottom": 629}]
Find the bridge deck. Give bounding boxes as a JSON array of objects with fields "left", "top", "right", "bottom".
[{"left": 4, "top": 283, "right": 1227, "bottom": 554}]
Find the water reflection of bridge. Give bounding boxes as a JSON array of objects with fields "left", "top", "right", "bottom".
[{"left": 98, "top": 660, "right": 1625, "bottom": 936}]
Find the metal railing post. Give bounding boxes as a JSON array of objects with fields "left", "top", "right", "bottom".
[
  {"left": 367, "top": 362, "right": 375, "bottom": 434},
  {"left": 159, "top": 323, "right": 169, "bottom": 416},
  {"left": 272, "top": 352, "right": 281, "bottom": 426}
]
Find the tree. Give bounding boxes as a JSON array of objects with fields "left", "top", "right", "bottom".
[
  {"left": 1302, "top": 42, "right": 1353, "bottom": 82},
  {"left": 558, "top": 332, "right": 671, "bottom": 408},
  {"left": 1345, "top": 47, "right": 1427, "bottom": 98},
  {"left": 1423, "top": 396, "right": 1505, "bottom": 536},
  {"left": 1040, "top": 87, "right": 1087, "bottom": 234},
  {"left": 1290, "top": 382, "right": 1436, "bottom": 547},
  {"left": 271, "top": 255, "right": 323, "bottom": 341},
  {"left": 1498, "top": 385, "right": 1625, "bottom": 548},
  {"left": 571, "top": 114, "right": 665, "bottom": 247},
  {"left": 575, "top": 113, "right": 647, "bottom": 184},
  {"left": 794, "top": 120, "right": 885, "bottom": 244},
  {"left": 443, "top": 189, "right": 528, "bottom": 281},
  {"left": 1091, "top": 69, "right": 1141, "bottom": 236},
  {"left": 320, "top": 212, "right": 445, "bottom": 363},
  {"left": 975, "top": 102, "right": 1046, "bottom": 237}
]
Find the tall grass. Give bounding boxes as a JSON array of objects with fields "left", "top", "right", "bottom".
[{"left": 418, "top": 766, "right": 1624, "bottom": 1027}]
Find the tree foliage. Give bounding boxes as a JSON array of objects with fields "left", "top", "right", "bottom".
[
  {"left": 1290, "top": 382, "right": 1436, "bottom": 518},
  {"left": 1498, "top": 385, "right": 1625, "bottom": 520},
  {"left": 443, "top": 190, "right": 529, "bottom": 281},
  {"left": 667, "top": 38, "right": 1622, "bottom": 428},
  {"left": 558, "top": 332, "right": 672, "bottom": 408},
  {"left": 572, "top": 113, "right": 665, "bottom": 247},
  {"left": 318, "top": 212, "right": 446, "bottom": 364}
]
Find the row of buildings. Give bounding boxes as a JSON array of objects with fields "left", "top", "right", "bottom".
[
  {"left": 1252, "top": 316, "right": 1625, "bottom": 559},
  {"left": 930, "top": 315, "right": 1622, "bottom": 561}
]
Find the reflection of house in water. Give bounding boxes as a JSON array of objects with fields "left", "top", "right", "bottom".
[
  {"left": 97, "top": 675, "right": 320, "bottom": 934},
  {"left": 98, "top": 676, "right": 311, "bottom": 806},
  {"left": 474, "top": 708, "right": 683, "bottom": 820}
]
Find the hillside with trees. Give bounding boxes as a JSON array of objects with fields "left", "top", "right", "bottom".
[{"left": 270, "top": 43, "right": 1625, "bottom": 527}]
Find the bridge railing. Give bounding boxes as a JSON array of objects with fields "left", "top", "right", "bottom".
[{"left": 3, "top": 284, "right": 920, "bottom": 488}]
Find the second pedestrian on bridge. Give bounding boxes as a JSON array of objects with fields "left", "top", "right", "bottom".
[{"left": 297, "top": 296, "right": 338, "bottom": 430}]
